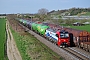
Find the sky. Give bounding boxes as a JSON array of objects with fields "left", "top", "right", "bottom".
[{"left": 0, "top": 0, "right": 90, "bottom": 14}]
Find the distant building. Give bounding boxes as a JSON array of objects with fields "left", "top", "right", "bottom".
[
  {"left": 61, "top": 12, "right": 70, "bottom": 16},
  {"left": 72, "top": 22, "right": 85, "bottom": 26},
  {"left": 82, "top": 22, "right": 90, "bottom": 25}
]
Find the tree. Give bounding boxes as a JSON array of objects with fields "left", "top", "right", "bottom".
[
  {"left": 38, "top": 8, "right": 48, "bottom": 15},
  {"left": 37, "top": 8, "right": 48, "bottom": 21}
]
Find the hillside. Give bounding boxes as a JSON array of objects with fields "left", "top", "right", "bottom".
[
  {"left": 48, "top": 8, "right": 90, "bottom": 16},
  {"left": 79, "top": 12, "right": 90, "bottom": 16}
]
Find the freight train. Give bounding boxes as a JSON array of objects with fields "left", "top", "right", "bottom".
[
  {"left": 41, "top": 22, "right": 90, "bottom": 52},
  {"left": 16, "top": 19, "right": 70, "bottom": 47},
  {"left": 16, "top": 18, "right": 90, "bottom": 52},
  {"left": 42, "top": 22, "right": 90, "bottom": 52}
]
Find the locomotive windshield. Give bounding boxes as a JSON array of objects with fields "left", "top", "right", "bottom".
[{"left": 60, "top": 32, "right": 69, "bottom": 38}]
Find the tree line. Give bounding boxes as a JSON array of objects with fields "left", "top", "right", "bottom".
[
  {"left": 0, "top": 14, "right": 6, "bottom": 16},
  {"left": 49, "top": 7, "right": 90, "bottom": 15}
]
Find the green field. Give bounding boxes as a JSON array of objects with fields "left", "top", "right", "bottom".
[
  {"left": 70, "top": 25, "right": 90, "bottom": 32},
  {"left": 0, "top": 18, "right": 7, "bottom": 60},
  {"left": 60, "top": 24, "right": 90, "bottom": 32},
  {"left": 11, "top": 27, "right": 63, "bottom": 60}
]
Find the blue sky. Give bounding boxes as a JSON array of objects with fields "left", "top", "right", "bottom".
[{"left": 0, "top": 0, "right": 90, "bottom": 14}]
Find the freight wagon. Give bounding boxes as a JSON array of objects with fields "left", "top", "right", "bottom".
[{"left": 80, "top": 42, "right": 90, "bottom": 52}]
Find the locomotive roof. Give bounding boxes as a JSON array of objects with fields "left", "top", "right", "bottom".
[{"left": 47, "top": 28, "right": 68, "bottom": 33}]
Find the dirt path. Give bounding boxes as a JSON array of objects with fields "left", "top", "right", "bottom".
[{"left": 6, "top": 20, "right": 22, "bottom": 60}]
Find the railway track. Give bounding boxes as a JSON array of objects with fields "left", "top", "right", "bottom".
[
  {"left": 62, "top": 47, "right": 90, "bottom": 60},
  {"left": 20, "top": 23, "right": 90, "bottom": 60}
]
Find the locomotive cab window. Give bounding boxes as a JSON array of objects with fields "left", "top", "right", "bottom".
[{"left": 60, "top": 32, "right": 69, "bottom": 38}]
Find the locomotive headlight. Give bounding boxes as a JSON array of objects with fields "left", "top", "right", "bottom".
[
  {"left": 61, "top": 39, "right": 66, "bottom": 42},
  {"left": 64, "top": 40, "right": 66, "bottom": 42}
]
